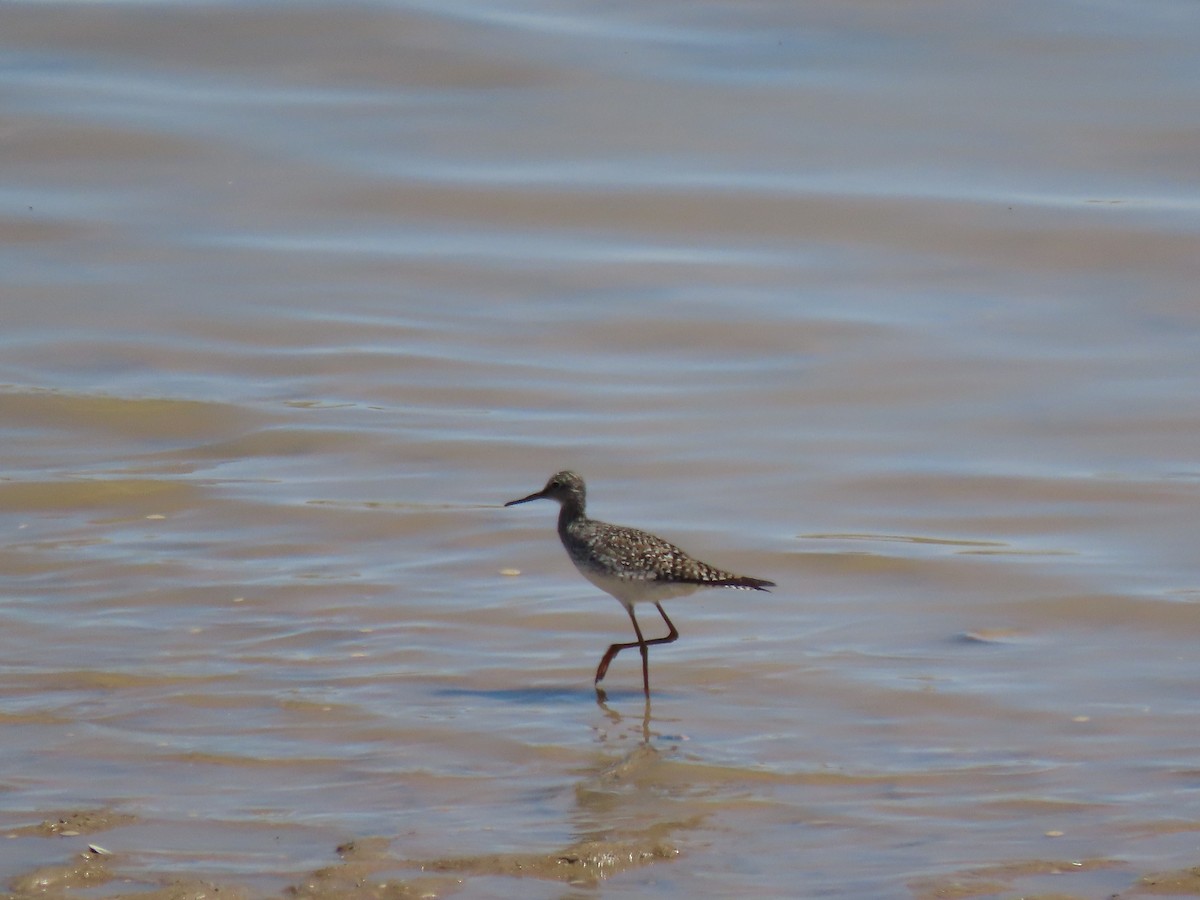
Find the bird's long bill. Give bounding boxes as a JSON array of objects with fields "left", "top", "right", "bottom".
[{"left": 504, "top": 489, "right": 546, "bottom": 507}]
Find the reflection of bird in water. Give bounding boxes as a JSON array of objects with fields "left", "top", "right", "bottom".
[{"left": 505, "top": 471, "right": 774, "bottom": 698}]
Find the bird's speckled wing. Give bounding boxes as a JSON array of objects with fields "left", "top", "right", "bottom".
[{"left": 563, "top": 518, "right": 773, "bottom": 590}]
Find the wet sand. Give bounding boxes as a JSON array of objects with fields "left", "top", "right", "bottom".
[
  {"left": 4, "top": 0, "right": 1200, "bottom": 896},
  {"left": 8, "top": 792, "right": 1200, "bottom": 899}
]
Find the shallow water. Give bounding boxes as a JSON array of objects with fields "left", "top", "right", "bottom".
[{"left": 3, "top": 1, "right": 1200, "bottom": 897}]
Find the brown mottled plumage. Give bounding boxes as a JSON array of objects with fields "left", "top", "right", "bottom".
[{"left": 505, "top": 471, "right": 774, "bottom": 697}]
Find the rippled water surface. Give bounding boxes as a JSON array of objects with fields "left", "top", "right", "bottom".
[{"left": 3, "top": 1, "right": 1200, "bottom": 897}]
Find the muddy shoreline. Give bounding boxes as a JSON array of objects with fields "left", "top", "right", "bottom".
[{"left": 6, "top": 800, "right": 1200, "bottom": 900}]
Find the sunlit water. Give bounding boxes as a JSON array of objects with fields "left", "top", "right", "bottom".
[{"left": 2, "top": 1, "right": 1200, "bottom": 897}]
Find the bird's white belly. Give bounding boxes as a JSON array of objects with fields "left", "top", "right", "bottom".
[{"left": 573, "top": 562, "right": 701, "bottom": 608}]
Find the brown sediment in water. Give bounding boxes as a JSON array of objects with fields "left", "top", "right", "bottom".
[
  {"left": 4, "top": 810, "right": 130, "bottom": 897},
  {"left": 909, "top": 857, "right": 1126, "bottom": 900},
  {"left": 403, "top": 829, "right": 681, "bottom": 886},
  {"left": 8, "top": 846, "right": 113, "bottom": 896},
  {"left": 1129, "top": 865, "right": 1200, "bottom": 896},
  {"left": 6, "top": 806, "right": 1200, "bottom": 899},
  {"left": 1, "top": 817, "right": 679, "bottom": 899},
  {"left": 6, "top": 809, "right": 138, "bottom": 838},
  {"left": 289, "top": 837, "right": 458, "bottom": 899},
  {"left": 908, "top": 858, "right": 1200, "bottom": 900}
]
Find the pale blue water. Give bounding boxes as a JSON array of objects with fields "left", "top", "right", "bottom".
[{"left": 2, "top": 1, "right": 1200, "bottom": 896}]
